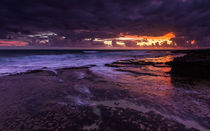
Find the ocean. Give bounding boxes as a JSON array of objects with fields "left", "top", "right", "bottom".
[{"left": 0, "top": 50, "right": 169, "bottom": 76}]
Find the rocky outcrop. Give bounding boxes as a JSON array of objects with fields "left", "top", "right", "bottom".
[{"left": 169, "top": 50, "right": 210, "bottom": 78}]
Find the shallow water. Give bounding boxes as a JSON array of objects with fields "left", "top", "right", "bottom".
[
  {"left": 96, "top": 54, "right": 210, "bottom": 130},
  {"left": 0, "top": 50, "right": 168, "bottom": 76},
  {"left": 0, "top": 50, "right": 209, "bottom": 130}
]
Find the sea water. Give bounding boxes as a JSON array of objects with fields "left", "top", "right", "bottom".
[{"left": 0, "top": 50, "right": 165, "bottom": 76}]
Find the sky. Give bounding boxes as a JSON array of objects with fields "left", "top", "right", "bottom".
[{"left": 0, "top": 0, "right": 209, "bottom": 48}]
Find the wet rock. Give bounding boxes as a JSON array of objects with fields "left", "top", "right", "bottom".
[
  {"left": 98, "top": 106, "right": 199, "bottom": 131},
  {"left": 169, "top": 50, "right": 210, "bottom": 79}
]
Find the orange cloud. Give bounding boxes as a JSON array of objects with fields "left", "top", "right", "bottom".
[
  {"left": 84, "top": 32, "right": 177, "bottom": 47},
  {"left": 191, "top": 40, "right": 196, "bottom": 45},
  {"left": 117, "top": 32, "right": 176, "bottom": 47},
  {"left": 119, "top": 32, "right": 175, "bottom": 40},
  {"left": 0, "top": 40, "right": 28, "bottom": 46}
]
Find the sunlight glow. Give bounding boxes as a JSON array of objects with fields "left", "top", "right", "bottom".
[
  {"left": 116, "top": 41, "right": 125, "bottom": 46},
  {"left": 0, "top": 40, "right": 28, "bottom": 46},
  {"left": 191, "top": 40, "right": 196, "bottom": 45},
  {"left": 84, "top": 32, "right": 181, "bottom": 48},
  {"left": 104, "top": 41, "right": 112, "bottom": 46},
  {"left": 120, "top": 32, "right": 176, "bottom": 46}
]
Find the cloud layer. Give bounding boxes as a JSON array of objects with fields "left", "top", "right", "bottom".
[{"left": 0, "top": 0, "right": 210, "bottom": 47}]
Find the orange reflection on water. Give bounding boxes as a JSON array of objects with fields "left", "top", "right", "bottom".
[
  {"left": 142, "top": 55, "right": 175, "bottom": 63},
  {"left": 138, "top": 75, "right": 174, "bottom": 98},
  {"left": 116, "top": 55, "right": 177, "bottom": 98},
  {"left": 119, "top": 74, "right": 174, "bottom": 99}
]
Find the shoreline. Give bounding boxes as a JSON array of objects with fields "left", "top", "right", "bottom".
[
  {"left": 0, "top": 51, "right": 209, "bottom": 130},
  {"left": 0, "top": 63, "right": 201, "bottom": 131}
]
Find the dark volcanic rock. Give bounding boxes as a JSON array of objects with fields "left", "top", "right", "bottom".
[{"left": 169, "top": 50, "right": 210, "bottom": 78}]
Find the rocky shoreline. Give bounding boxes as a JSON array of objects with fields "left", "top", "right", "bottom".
[
  {"left": 169, "top": 50, "right": 210, "bottom": 79},
  {"left": 105, "top": 49, "right": 210, "bottom": 79},
  {"left": 0, "top": 64, "right": 203, "bottom": 131},
  {"left": 0, "top": 50, "right": 210, "bottom": 131}
]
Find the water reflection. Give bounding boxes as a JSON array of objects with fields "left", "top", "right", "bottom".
[
  {"left": 142, "top": 55, "right": 175, "bottom": 63},
  {"left": 110, "top": 55, "right": 175, "bottom": 97},
  {"left": 107, "top": 54, "right": 210, "bottom": 129}
]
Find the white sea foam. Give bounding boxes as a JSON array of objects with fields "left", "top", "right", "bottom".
[
  {"left": 0, "top": 51, "right": 146, "bottom": 76},
  {"left": 0, "top": 50, "right": 166, "bottom": 76}
]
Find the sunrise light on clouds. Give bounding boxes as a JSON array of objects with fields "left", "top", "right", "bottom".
[
  {"left": 86, "top": 32, "right": 181, "bottom": 48},
  {"left": 0, "top": 40, "right": 28, "bottom": 46}
]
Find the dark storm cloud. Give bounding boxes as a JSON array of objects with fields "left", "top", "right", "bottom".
[{"left": 0, "top": 0, "right": 210, "bottom": 46}]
